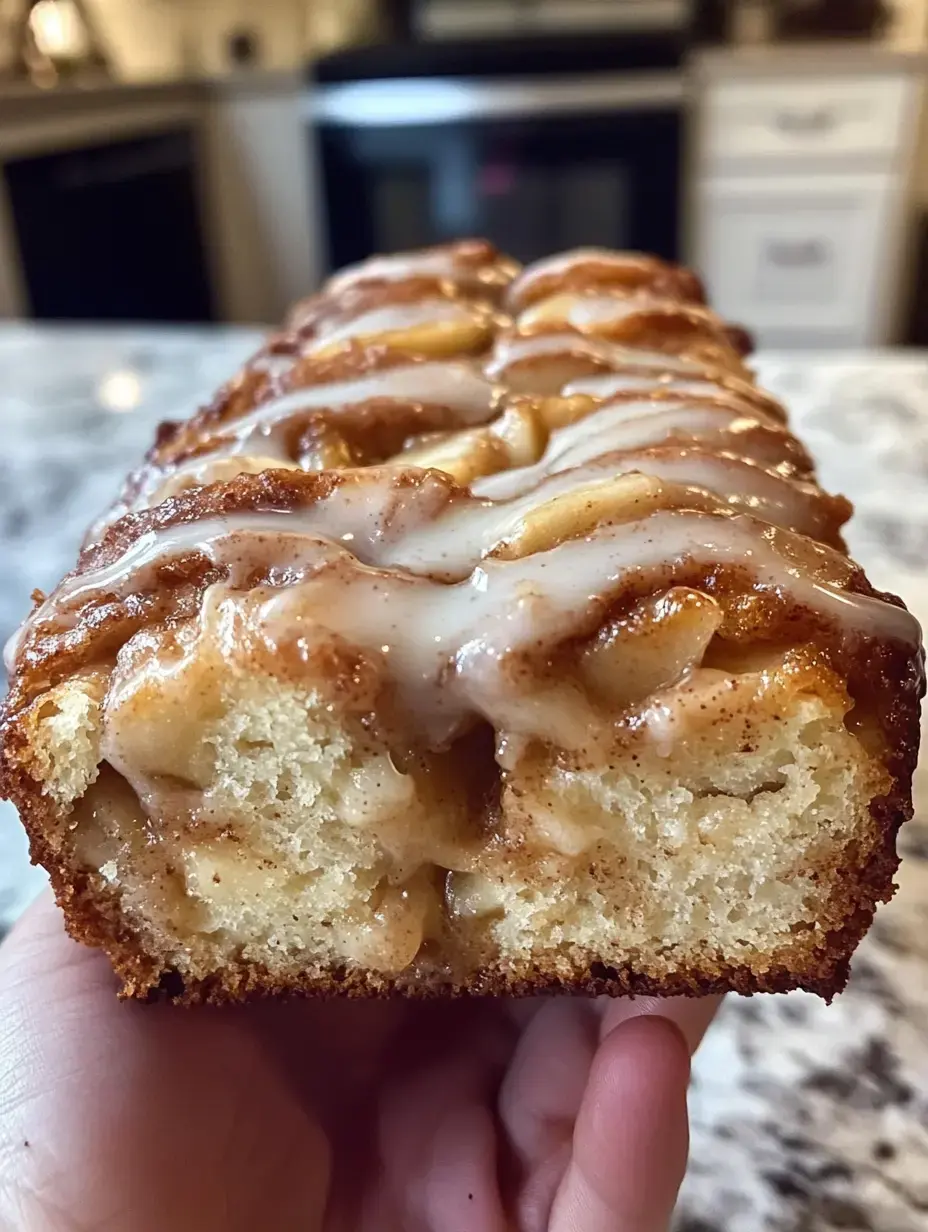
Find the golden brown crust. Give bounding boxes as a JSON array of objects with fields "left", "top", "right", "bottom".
[
  {"left": 288, "top": 276, "right": 493, "bottom": 336},
  {"left": 148, "top": 347, "right": 503, "bottom": 488},
  {"left": 506, "top": 255, "right": 707, "bottom": 312},
  {"left": 320, "top": 238, "right": 519, "bottom": 305}
]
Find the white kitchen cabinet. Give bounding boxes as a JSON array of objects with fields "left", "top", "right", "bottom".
[
  {"left": 692, "top": 52, "right": 925, "bottom": 348},
  {"left": 703, "top": 74, "right": 918, "bottom": 167},
  {"left": 698, "top": 172, "right": 900, "bottom": 347},
  {"left": 199, "top": 78, "right": 322, "bottom": 323}
]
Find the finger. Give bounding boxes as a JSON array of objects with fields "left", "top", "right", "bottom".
[
  {"left": 547, "top": 1016, "right": 690, "bottom": 1232},
  {"left": 249, "top": 995, "right": 410, "bottom": 1123},
  {"left": 599, "top": 994, "right": 722, "bottom": 1054},
  {"left": 499, "top": 1000, "right": 599, "bottom": 1161},
  {"left": 372, "top": 1002, "right": 517, "bottom": 1232},
  {"left": 0, "top": 893, "right": 330, "bottom": 1232},
  {"left": 497, "top": 1000, "right": 599, "bottom": 1231}
]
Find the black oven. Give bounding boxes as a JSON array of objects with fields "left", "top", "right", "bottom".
[{"left": 310, "top": 33, "right": 685, "bottom": 272}]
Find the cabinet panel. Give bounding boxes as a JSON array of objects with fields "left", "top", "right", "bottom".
[
  {"left": 704, "top": 75, "right": 915, "bottom": 166},
  {"left": 697, "top": 174, "right": 897, "bottom": 345}
]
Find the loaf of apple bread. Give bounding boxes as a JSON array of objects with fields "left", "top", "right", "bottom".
[{"left": 1, "top": 241, "right": 922, "bottom": 1002}]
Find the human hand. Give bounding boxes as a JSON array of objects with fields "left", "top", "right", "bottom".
[{"left": 0, "top": 893, "right": 718, "bottom": 1231}]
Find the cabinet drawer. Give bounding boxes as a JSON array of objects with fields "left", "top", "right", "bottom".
[
  {"left": 697, "top": 174, "right": 897, "bottom": 344},
  {"left": 704, "top": 74, "right": 916, "bottom": 165}
]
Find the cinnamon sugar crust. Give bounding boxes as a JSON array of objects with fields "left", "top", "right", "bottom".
[{"left": 504, "top": 251, "right": 708, "bottom": 312}]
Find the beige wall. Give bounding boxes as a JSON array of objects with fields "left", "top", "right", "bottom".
[
  {"left": 84, "top": 0, "right": 181, "bottom": 78},
  {"left": 890, "top": 0, "right": 928, "bottom": 42},
  {"left": 85, "top": 0, "right": 387, "bottom": 80},
  {"left": 84, "top": 0, "right": 310, "bottom": 80},
  {"left": 892, "top": 2, "right": 928, "bottom": 203}
]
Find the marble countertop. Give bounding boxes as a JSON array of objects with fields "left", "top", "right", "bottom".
[
  {"left": 0, "top": 325, "right": 264, "bottom": 925},
  {"left": 691, "top": 34, "right": 928, "bottom": 79},
  {"left": 1, "top": 326, "right": 927, "bottom": 1229},
  {"left": 0, "top": 69, "right": 307, "bottom": 125}
]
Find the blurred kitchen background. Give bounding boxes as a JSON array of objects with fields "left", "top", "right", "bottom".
[{"left": 0, "top": 0, "right": 925, "bottom": 346}]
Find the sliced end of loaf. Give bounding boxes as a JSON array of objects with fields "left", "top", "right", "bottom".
[{"left": 7, "top": 627, "right": 899, "bottom": 1002}]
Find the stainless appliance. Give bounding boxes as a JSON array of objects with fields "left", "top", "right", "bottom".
[
  {"left": 310, "top": 32, "right": 686, "bottom": 271},
  {"left": 411, "top": 0, "right": 688, "bottom": 40}
]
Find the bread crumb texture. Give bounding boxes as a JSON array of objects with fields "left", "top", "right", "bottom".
[{"left": 9, "top": 634, "right": 898, "bottom": 1001}]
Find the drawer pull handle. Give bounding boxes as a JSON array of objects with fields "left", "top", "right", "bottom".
[
  {"left": 764, "top": 239, "right": 829, "bottom": 268},
  {"left": 773, "top": 108, "right": 836, "bottom": 134}
]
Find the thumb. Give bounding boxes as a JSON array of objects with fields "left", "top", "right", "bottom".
[{"left": 547, "top": 1016, "right": 690, "bottom": 1232}]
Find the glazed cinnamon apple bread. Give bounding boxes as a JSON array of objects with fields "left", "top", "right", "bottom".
[{"left": 1, "top": 241, "right": 923, "bottom": 1002}]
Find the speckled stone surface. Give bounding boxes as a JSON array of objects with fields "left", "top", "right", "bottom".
[
  {"left": 681, "top": 354, "right": 928, "bottom": 1232},
  {"left": 1, "top": 330, "right": 927, "bottom": 1228},
  {"left": 0, "top": 325, "right": 264, "bottom": 930}
]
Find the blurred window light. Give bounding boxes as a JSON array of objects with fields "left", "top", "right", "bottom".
[
  {"left": 312, "top": 77, "right": 683, "bottom": 127},
  {"left": 314, "top": 79, "right": 478, "bottom": 127},
  {"left": 28, "top": 0, "right": 89, "bottom": 59},
  {"left": 98, "top": 369, "right": 142, "bottom": 413}
]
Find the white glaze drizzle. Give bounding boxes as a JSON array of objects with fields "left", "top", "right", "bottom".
[
  {"left": 476, "top": 448, "right": 838, "bottom": 542},
  {"left": 13, "top": 452, "right": 916, "bottom": 678},
  {"left": 248, "top": 353, "right": 297, "bottom": 380},
  {"left": 9, "top": 243, "right": 920, "bottom": 711},
  {"left": 518, "top": 293, "right": 722, "bottom": 334},
  {"left": 31, "top": 511, "right": 916, "bottom": 748},
  {"left": 485, "top": 331, "right": 708, "bottom": 378},
  {"left": 216, "top": 361, "right": 501, "bottom": 434},
  {"left": 325, "top": 247, "right": 511, "bottom": 297},
  {"left": 66, "top": 428, "right": 827, "bottom": 623},
  {"left": 517, "top": 248, "right": 653, "bottom": 278},
  {"left": 326, "top": 251, "right": 471, "bottom": 293},
  {"left": 245, "top": 513, "right": 917, "bottom": 741},
  {"left": 472, "top": 401, "right": 797, "bottom": 503},
  {"left": 506, "top": 249, "right": 663, "bottom": 306},
  {"left": 19, "top": 393, "right": 813, "bottom": 665},
  {"left": 12, "top": 469, "right": 679, "bottom": 621},
  {"left": 581, "top": 450, "right": 831, "bottom": 535},
  {"left": 106, "top": 447, "right": 785, "bottom": 603},
  {"left": 562, "top": 373, "right": 778, "bottom": 415},
  {"left": 307, "top": 298, "right": 493, "bottom": 353},
  {"left": 85, "top": 361, "right": 504, "bottom": 540}
]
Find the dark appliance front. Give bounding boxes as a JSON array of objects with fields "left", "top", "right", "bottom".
[
  {"left": 311, "top": 35, "right": 685, "bottom": 272},
  {"left": 5, "top": 129, "right": 215, "bottom": 323}
]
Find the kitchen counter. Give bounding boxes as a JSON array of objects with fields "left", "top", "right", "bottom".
[
  {"left": 692, "top": 35, "right": 928, "bottom": 80},
  {"left": 1, "top": 327, "right": 927, "bottom": 1229},
  {"left": 0, "top": 66, "right": 305, "bottom": 121},
  {"left": 0, "top": 324, "right": 264, "bottom": 927}
]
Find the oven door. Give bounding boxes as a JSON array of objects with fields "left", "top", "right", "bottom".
[{"left": 313, "top": 74, "right": 683, "bottom": 271}]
